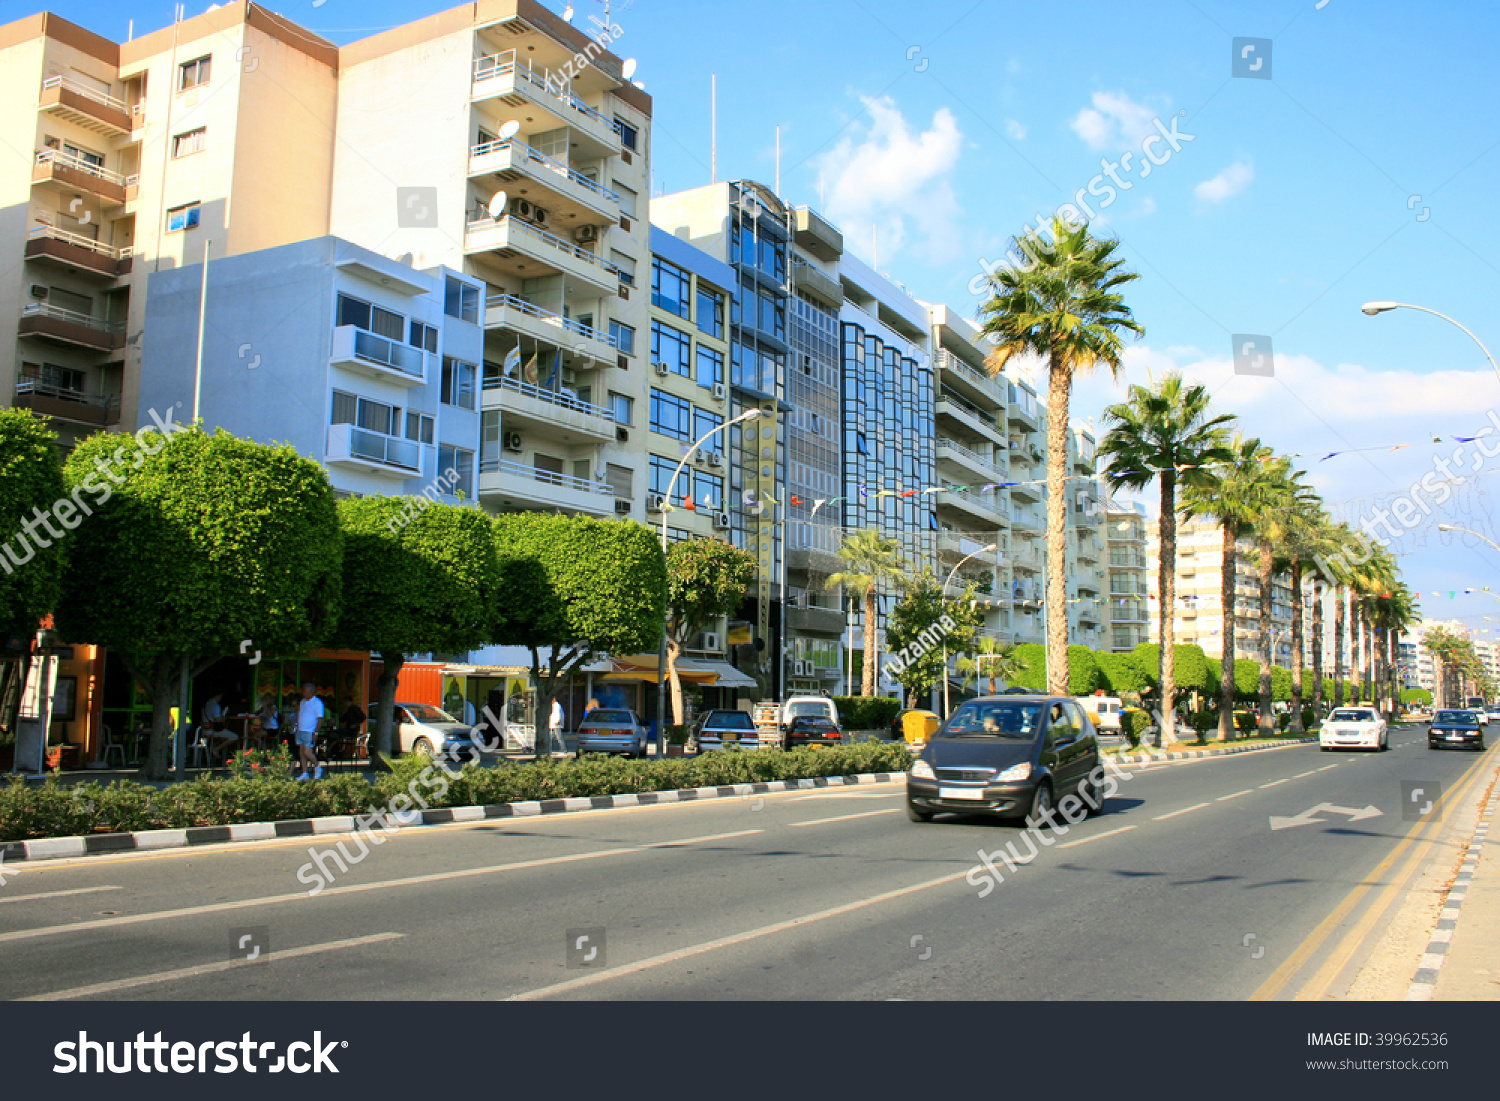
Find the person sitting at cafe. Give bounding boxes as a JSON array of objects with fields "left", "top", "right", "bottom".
[
  {"left": 337, "top": 698, "right": 366, "bottom": 758},
  {"left": 202, "top": 691, "right": 238, "bottom": 764}
]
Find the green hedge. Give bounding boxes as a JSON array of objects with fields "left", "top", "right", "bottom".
[
  {"left": 1120, "top": 708, "right": 1153, "bottom": 747},
  {"left": 832, "top": 696, "right": 903, "bottom": 730},
  {"left": 0, "top": 741, "right": 916, "bottom": 842}
]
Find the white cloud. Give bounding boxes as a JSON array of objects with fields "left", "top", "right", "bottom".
[
  {"left": 1069, "top": 91, "right": 1158, "bottom": 151},
  {"left": 1005, "top": 118, "right": 1027, "bottom": 141},
  {"left": 1194, "top": 160, "right": 1254, "bottom": 203},
  {"left": 815, "top": 96, "right": 965, "bottom": 265}
]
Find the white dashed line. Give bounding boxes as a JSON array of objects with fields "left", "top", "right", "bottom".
[
  {"left": 1057, "top": 825, "right": 1138, "bottom": 849},
  {"left": 1217, "top": 789, "right": 1254, "bottom": 801},
  {"left": 1259, "top": 778, "right": 1290, "bottom": 789},
  {"left": 1152, "top": 802, "right": 1211, "bottom": 821}
]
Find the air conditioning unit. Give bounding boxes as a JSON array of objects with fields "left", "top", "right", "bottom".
[
  {"left": 706, "top": 451, "right": 723, "bottom": 468},
  {"left": 712, "top": 382, "right": 728, "bottom": 401},
  {"left": 614, "top": 499, "right": 631, "bottom": 515},
  {"left": 653, "top": 361, "right": 670, "bottom": 376},
  {"left": 647, "top": 493, "right": 666, "bottom": 513},
  {"left": 795, "top": 661, "right": 808, "bottom": 676},
  {"left": 28, "top": 285, "right": 47, "bottom": 300},
  {"left": 618, "top": 285, "right": 630, "bottom": 300},
  {"left": 615, "top": 426, "right": 629, "bottom": 442},
  {"left": 503, "top": 432, "right": 523, "bottom": 451},
  {"left": 701, "top": 632, "right": 720, "bottom": 651},
  {"left": 575, "top": 224, "right": 599, "bottom": 244},
  {"left": 713, "top": 511, "right": 731, "bottom": 530},
  {"left": 513, "top": 199, "right": 550, "bottom": 228}
]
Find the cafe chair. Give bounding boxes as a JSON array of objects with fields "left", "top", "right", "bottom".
[{"left": 100, "top": 725, "right": 126, "bottom": 768}]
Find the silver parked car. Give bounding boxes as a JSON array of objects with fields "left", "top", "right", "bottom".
[
  {"left": 694, "top": 709, "right": 760, "bottom": 751},
  {"left": 576, "top": 708, "right": 649, "bottom": 757},
  {"left": 369, "top": 701, "right": 483, "bottom": 759}
]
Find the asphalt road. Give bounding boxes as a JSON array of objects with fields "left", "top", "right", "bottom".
[{"left": 0, "top": 724, "right": 1492, "bottom": 1001}]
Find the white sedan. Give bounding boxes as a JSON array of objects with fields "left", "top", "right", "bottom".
[{"left": 1319, "top": 706, "right": 1388, "bottom": 752}]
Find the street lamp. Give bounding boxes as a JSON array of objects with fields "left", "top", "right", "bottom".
[
  {"left": 1436, "top": 523, "right": 1500, "bottom": 556},
  {"left": 1361, "top": 302, "right": 1500, "bottom": 388},
  {"left": 652, "top": 407, "right": 763, "bottom": 757},
  {"left": 941, "top": 543, "right": 997, "bottom": 718}
]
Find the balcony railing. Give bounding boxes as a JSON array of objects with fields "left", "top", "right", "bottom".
[
  {"left": 471, "top": 51, "right": 618, "bottom": 141},
  {"left": 42, "top": 74, "right": 128, "bottom": 114},
  {"left": 934, "top": 349, "right": 1003, "bottom": 397},
  {"left": 20, "top": 300, "right": 124, "bottom": 335},
  {"left": 478, "top": 455, "right": 613, "bottom": 497},
  {"left": 1109, "top": 553, "right": 1147, "bottom": 569},
  {"left": 484, "top": 293, "right": 619, "bottom": 348},
  {"left": 482, "top": 371, "right": 615, "bottom": 421},
  {"left": 34, "top": 148, "right": 136, "bottom": 188},
  {"left": 466, "top": 214, "right": 620, "bottom": 278},
  {"left": 27, "top": 224, "right": 132, "bottom": 260},
  {"left": 345, "top": 326, "right": 424, "bottom": 378},
  {"left": 937, "top": 436, "right": 1001, "bottom": 472},
  {"left": 328, "top": 424, "right": 421, "bottom": 472},
  {"left": 14, "top": 379, "right": 120, "bottom": 425},
  {"left": 470, "top": 138, "right": 619, "bottom": 204}
]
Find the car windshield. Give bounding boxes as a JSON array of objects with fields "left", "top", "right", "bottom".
[
  {"left": 1435, "top": 711, "right": 1475, "bottom": 724},
  {"left": 943, "top": 701, "right": 1042, "bottom": 738},
  {"left": 589, "top": 710, "right": 633, "bottom": 723},
  {"left": 705, "top": 711, "right": 755, "bottom": 729},
  {"left": 404, "top": 704, "right": 458, "bottom": 724},
  {"left": 785, "top": 701, "right": 829, "bottom": 717},
  {"left": 1328, "top": 709, "right": 1374, "bottom": 722}
]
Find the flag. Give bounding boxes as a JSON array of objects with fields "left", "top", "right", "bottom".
[
  {"left": 503, "top": 345, "right": 522, "bottom": 376},
  {"left": 683, "top": 494, "right": 696, "bottom": 511},
  {"left": 546, "top": 348, "right": 564, "bottom": 391},
  {"left": 902, "top": 489, "right": 918, "bottom": 497},
  {"left": 522, "top": 353, "right": 539, "bottom": 384},
  {"left": 791, "top": 496, "right": 802, "bottom": 506}
]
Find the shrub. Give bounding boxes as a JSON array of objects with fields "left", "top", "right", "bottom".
[
  {"left": 1277, "top": 712, "right": 1290, "bottom": 733},
  {"left": 1233, "top": 711, "right": 1256, "bottom": 733},
  {"left": 1120, "top": 708, "right": 1152, "bottom": 747},
  {"left": 1302, "top": 707, "right": 1317, "bottom": 731},
  {"left": 1187, "top": 711, "right": 1219, "bottom": 735},
  {"left": 832, "top": 696, "right": 902, "bottom": 730}
]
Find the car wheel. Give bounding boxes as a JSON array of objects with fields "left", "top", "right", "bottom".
[
  {"left": 410, "top": 737, "right": 434, "bottom": 758},
  {"left": 1025, "top": 783, "right": 1054, "bottom": 827},
  {"left": 906, "top": 800, "right": 933, "bottom": 823},
  {"left": 1478, "top": 740, "right": 1486, "bottom": 752},
  {"left": 1083, "top": 769, "right": 1107, "bottom": 816}
]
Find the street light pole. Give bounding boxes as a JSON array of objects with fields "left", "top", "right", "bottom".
[
  {"left": 653, "top": 408, "right": 763, "bottom": 757},
  {"left": 1437, "top": 522, "right": 1500, "bottom": 556},
  {"left": 941, "top": 543, "right": 997, "bottom": 718},
  {"left": 1361, "top": 302, "right": 1500, "bottom": 388}
]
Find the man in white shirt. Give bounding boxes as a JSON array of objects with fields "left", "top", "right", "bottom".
[
  {"left": 296, "top": 682, "right": 325, "bottom": 780},
  {"left": 550, "top": 698, "right": 564, "bottom": 754}
]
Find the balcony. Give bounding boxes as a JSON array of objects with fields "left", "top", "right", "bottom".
[
  {"left": 468, "top": 138, "right": 619, "bottom": 223},
  {"left": 935, "top": 349, "right": 1005, "bottom": 408},
  {"left": 790, "top": 259, "right": 842, "bottom": 309},
  {"left": 1109, "top": 552, "right": 1147, "bottom": 569},
  {"left": 481, "top": 373, "right": 617, "bottom": 444},
  {"left": 478, "top": 456, "right": 615, "bottom": 516},
  {"left": 938, "top": 486, "right": 1007, "bottom": 527},
  {"left": 18, "top": 302, "right": 124, "bottom": 351},
  {"left": 464, "top": 215, "right": 619, "bottom": 294},
  {"left": 326, "top": 423, "right": 423, "bottom": 478},
  {"left": 1010, "top": 507, "right": 1044, "bottom": 534},
  {"left": 329, "top": 325, "right": 427, "bottom": 387},
  {"left": 33, "top": 150, "right": 136, "bottom": 207},
  {"left": 936, "top": 436, "right": 1004, "bottom": 482},
  {"left": 787, "top": 605, "right": 846, "bottom": 637},
  {"left": 13, "top": 380, "right": 119, "bottom": 426},
  {"left": 25, "top": 226, "right": 132, "bottom": 280},
  {"left": 484, "top": 293, "right": 618, "bottom": 364},
  {"left": 470, "top": 51, "right": 621, "bottom": 158},
  {"left": 792, "top": 207, "right": 843, "bottom": 262},
  {"left": 938, "top": 532, "right": 998, "bottom": 562},
  {"left": 1007, "top": 543, "right": 1043, "bottom": 573},
  {"left": 1111, "top": 602, "right": 1149, "bottom": 624},
  {"left": 38, "top": 76, "right": 136, "bottom": 137},
  {"left": 936, "top": 392, "right": 1004, "bottom": 445},
  {"left": 1007, "top": 386, "right": 1041, "bottom": 429}
]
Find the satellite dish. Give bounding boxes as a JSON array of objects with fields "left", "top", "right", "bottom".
[
  {"left": 487, "top": 191, "right": 509, "bottom": 219},
  {"left": 562, "top": 4, "right": 574, "bottom": 22},
  {"left": 396, "top": 252, "right": 414, "bottom": 266},
  {"left": 632, "top": 80, "right": 645, "bottom": 90},
  {"left": 621, "top": 58, "right": 637, "bottom": 80},
  {"left": 497, "top": 119, "right": 521, "bottom": 141}
]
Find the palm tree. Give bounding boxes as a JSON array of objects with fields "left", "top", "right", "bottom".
[
  {"left": 959, "top": 635, "right": 1026, "bottom": 696},
  {"left": 1097, "top": 373, "right": 1235, "bottom": 744},
  {"left": 1182, "top": 435, "right": 1282, "bottom": 740},
  {"left": 1276, "top": 495, "right": 1327, "bottom": 732},
  {"left": 1373, "top": 584, "right": 1419, "bottom": 717},
  {"left": 1253, "top": 461, "right": 1315, "bottom": 734},
  {"left": 826, "top": 529, "right": 907, "bottom": 697},
  {"left": 980, "top": 216, "right": 1143, "bottom": 696}
]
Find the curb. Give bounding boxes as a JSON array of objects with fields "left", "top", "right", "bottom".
[
  {"left": 1111, "top": 736, "right": 1320, "bottom": 765},
  {"left": 1405, "top": 780, "right": 1500, "bottom": 1001},
  {"left": 0, "top": 770, "right": 908, "bottom": 865}
]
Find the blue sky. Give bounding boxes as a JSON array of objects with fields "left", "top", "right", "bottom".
[{"left": 21, "top": 0, "right": 1500, "bottom": 635}]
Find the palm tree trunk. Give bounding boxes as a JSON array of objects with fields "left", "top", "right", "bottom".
[
  {"left": 1218, "top": 524, "right": 1236, "bottom": 740},
  {"left": 1044, "top": 354, "right": 1071, "bottom": 696},
  {"left": 1333, "top": 585, "right": 1346, "bottom": 706},
  {"left": 1257, "top": 540, "right": 1274, "bottom": 735},
  {"left": 1311, "top": 580, "right": 1325, "bottom": 717},
  {"left": 862, "top": 586, "right": 876, "bottom": 697},
  {"left": 666, "top": 637, "right": 685, "bottom": 725},
  {"left": 1157, "top": 471, "right": 1178, "bottom": 746},
  {"left": 1290, "top": 561, "right": 1305, "bottom": 733}
]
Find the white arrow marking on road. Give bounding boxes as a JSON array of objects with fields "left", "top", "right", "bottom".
[{"left": 1269, "top": 803, "right": 1383, "bottom": 831}]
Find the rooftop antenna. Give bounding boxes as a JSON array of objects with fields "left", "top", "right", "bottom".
[
  {"left": 710, "top": 73, "right": 717, "bottom": 185},
  {"left": 775, "top": 125, "right": 781, "bottom": 196}
]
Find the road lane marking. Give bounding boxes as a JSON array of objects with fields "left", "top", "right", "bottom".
[
  {"left": 787, "top": 792, "right": 899, "bottom": 802},
  {"left": 508, "top": 867, "right": 974, "bottom": 1000},
  {"left": 1056, "top": 825, "right": 1137, "bottom": 850},
  {"left": 788, "top": 809, "right": 901, "bottom": 827},
  {"left": 1316, "top": 764, "right": 1338, "bottom": 772},
  {"left": 0, "top": 885, "right": 121, "bottom": 906},
  {"left": 1217, "top": 790, "right": 1255, "bottom": 801},
  {"left": 1259, "top": 779, "right": 1290, "bottom": 789},
  {"left": 0, "top": 829, "right": 763, "bottom": 947},
  {"left": 1294, "top": 771, "right": 1317, "bottom": 778},
  {"left": 21, "top": 933, "right": 404, "bottom": 1001},
  {"left": 1152, "top": 803, "right": 1210, "bottom": 821}
]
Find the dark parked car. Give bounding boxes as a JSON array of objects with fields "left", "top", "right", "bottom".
[
  {"left": 1429, "top": 709, "right": 1486, "bottom": 751},
  {"left": 576, "top": 709, "right": 649, "bottom": 757},
  {"left": 785, "top": 714, "right": 841, "bottom": 748},
  {"left": 694, "top": 709, "right": 760, "bottom": 751},
  {"left": 906, "top": 695, "right": 1104, "bottom": 823}
]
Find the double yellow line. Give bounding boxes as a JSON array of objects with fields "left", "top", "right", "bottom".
[{"left": 1251, "top": 746, "right": 1499, "bottom": 1001}]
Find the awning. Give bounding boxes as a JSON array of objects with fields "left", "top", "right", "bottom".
[
  {"left": 687, "top": 659, "right": 758, "bottom": 689},
  {"left": 587, "top": 655, "right": 718, "bottom": 684}
]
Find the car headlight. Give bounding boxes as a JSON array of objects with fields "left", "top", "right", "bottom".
[
  {"left": 910, "top": 760, "right": 935, "bottom": 780},
  {"left": 996, "top": 762, "right": 1032, "bottom": 782}
]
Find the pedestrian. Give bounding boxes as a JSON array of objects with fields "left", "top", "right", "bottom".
[
  {"left": 549, "top": 697, "right": 565, "bottom": 754},
  {"left": 202, "top": 691, "right": 237, "bottom": 764},
  {"left": 584, "top": 697, "right": 600, "bottom": 719},
  {"left": 295, "top": 681, "right": 325, "bottom": 780}
]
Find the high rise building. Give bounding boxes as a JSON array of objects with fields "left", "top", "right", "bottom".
[{"left": 1103, "top": 500, "right": 1150, "bottom": 651}]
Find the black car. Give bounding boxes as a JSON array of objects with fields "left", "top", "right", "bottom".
[
  {"left": 785, "top": 714, "right": 841, "bottom": 748},
  {"left": 1429, "top": 709, "right": 1486, "bottom": 751},
  {"left": 906, "top": 695, "right": 1104, "bottom": 823}
]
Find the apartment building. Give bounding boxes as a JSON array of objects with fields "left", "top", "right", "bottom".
[
  {"left": 1001, "top": 372, "right": 1046, "bottom": 646},
  {"left": 1064, "top": 426, "right": 1107, "bottom": 650},
  {"left": 1104, "top": 500, "right": 1151, "bottom": 652}
]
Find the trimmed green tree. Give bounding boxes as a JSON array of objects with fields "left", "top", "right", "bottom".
[
  {"left": 1095, "top": 650, "right": 1149, "bottom": 695},
  {"left": 58, "top": 426, "right": 341, "bottom": 780},
  {"left": 493, "top": 514, "right": 666, "bottom": 759},
  {"left": 333, "top": 497, "right": 501, "bottom": 763},
  {"left": 665, "top": 538, "right": 756, "bottom": 724},
  {"left": 884, "top": 570, "right": 982, "bottom": 707}
]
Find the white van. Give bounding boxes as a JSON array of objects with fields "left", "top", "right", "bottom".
[{"left": 1075, "top": 695, "right": 1122, "bottom": 734}]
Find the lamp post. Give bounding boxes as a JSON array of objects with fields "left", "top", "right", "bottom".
[
  {"left": 1437, "top": 522, "right": 1500, "bottom": 556},
  {"left": 941, "top": 543, "right": 997, "bottom": 718},
  {"left": 1361, "top": 302, "right": 1500, "bottom": 388},
  {"left": 653, "top": 407, "right": 763, "bottom": 757}
]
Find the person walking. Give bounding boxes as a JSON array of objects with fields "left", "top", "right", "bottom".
[
  {"left": 549, "top": 697, "right": 565, "bottom": 755},
  {"left": 295, "top": 681, "right": 325, "bottom": 780}
]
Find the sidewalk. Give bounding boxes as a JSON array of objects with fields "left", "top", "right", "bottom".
[{"left": 1419, "top": 772, "right": 1500, "bottom": 1000}]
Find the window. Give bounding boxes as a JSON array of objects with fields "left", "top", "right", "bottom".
[
  {"left": 331, "top": 390, "right": 357, "bottom": 426},
  {"left": 444, "top": 276, "right": 478, "bottom": 324},
  {"left": 332, "top": 391, "right": 398, "bottom": 437},
  {"left": 171, "top": 127, "right": 205, "bottom": 158},
  {"left": 692, "top": 471, "right": 724, "bottom": 510},
  {"left": 613, "top": 182, "right": 638, "bottom": 218},
  {"left": 404, "top": 411, "right": 434, "bottom": 445},
  {"left": 179, "top": 55, "right": 211, "bottom": 90},
  {"left": 166, "top": 202, "right": 200, "bottom": 232},
  {"left": 605, "top": 463, "right": 633, "bottom": 498},
  {"left": 612, "top": 250, "right": 636, "bottom": 285},
  {"left": 651, "top": 320, "right": 691, "bottom": 377},
  {"left": 608, "top": 392, "right": 633, "bottom": 425},
  {"left": 438, "top": 445, "right": 474, "bottom": 498},
  {"left": 409, "top": 320, "right": 438, "bottom": 353},
  {"left": 440, "top": 357, "right": 477, "bottom": 410},
  {"left": 609, "top": 320, "right": 635, "bottom": 355},
  {"left": 695, "top": 345, "right": 724, "bottom": 390},
  {"left": 21, "top": 362, "right": 86, "bottom": 393},
  {"left": 649, "top": 455, "right": 682, "bottom": 498},
  {"left": 614, "top": 119, "right": 638, "bottom": 151},
  {"left": 649, "top": 388, "right": 692, "bottom": 441},
  {"left": 336, "top": 294, "right": 404, "bottom": 340},
  {"left": 652, "top": 257, "right": 691, "bottom": 317},
  {"left": 696, "top": 287, "right": 724, "bottom": 338},
  {"left": 47, "top": 288, "right": 92, "bottom": 316},
  {"left": 692, "top": 409, "right": 723, "bottom": 444}
]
